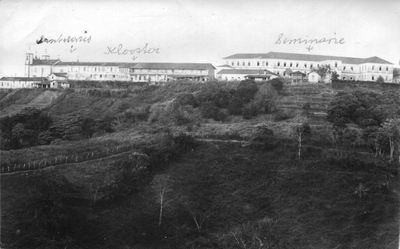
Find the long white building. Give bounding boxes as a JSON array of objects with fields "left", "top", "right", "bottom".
[
  {"left": 221, "top": 52, "right": 395, "bottom": 83},
  {"left": 23, "top": 54, "right": 215, "bottom": 83}
]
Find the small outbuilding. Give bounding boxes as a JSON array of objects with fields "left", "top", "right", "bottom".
[{"left": 308, "top": 72, "right": 321, "bottom": 83}]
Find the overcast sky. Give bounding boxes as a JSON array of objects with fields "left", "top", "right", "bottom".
[{"left": 0, "top": 0, "right": 399, "bottom": 77}]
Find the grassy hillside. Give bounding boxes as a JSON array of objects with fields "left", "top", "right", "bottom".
[
  {"left": 1, "top": 80, "right": 399, "bottom": 248},
  {"left": 1, "top": 137, "right": 398, "bottom": 248}
]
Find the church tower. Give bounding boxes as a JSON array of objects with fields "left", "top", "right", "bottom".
[{"left": 24, "top": 53, "right": 34, "bottom": 77}]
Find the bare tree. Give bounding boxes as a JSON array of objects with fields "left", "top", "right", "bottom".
[
  {"left": 292, "top": 119, "right": 311, "bottom": 160},
  {"left": 151, "top": 174, "right": 174, "bottom": 227},
  {"left": 379, "top": 118, "right": 400, "bottom": 163}
]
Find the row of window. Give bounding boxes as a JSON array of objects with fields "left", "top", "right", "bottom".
[
  {"left": 228, "top": 60, "right": 391, "bottom": 73},
  {"left": 342, "top": 75, "right": 390, "bottom": 81},
  {"left": 228, "top": 60, "right": 338, "bottom": 69},
  {"left": 92, "top": 74, "right": 129, "bottom": 79},
  {"left": 131, "top": 69, "right": 206, "bottom": 74},
  {"left": 361, "top": 65, "right": 389, "bottom": 72},
  {"left": 75, "top": 67, "right": 118, "bottom": 72},
  {"left": 0, "top": 82, "right": 32, "bottom": 87}
]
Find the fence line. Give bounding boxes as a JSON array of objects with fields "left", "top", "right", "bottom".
[{"left": 0, "top": 143, "right": 136, "bottom": 174}]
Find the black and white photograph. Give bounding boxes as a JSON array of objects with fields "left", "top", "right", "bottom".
[{"left": 0, "top": 0, "right": 400, "bottom": 248}]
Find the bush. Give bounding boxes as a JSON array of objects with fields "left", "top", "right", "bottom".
[
  {"left": 269, "top": 78, "right": 284, "bottom": 93},
  {"left": 117, "top": 102, "right": 131, "bottom": 112},
  {"left": 228, "top": 97, "right": 244, "bottom": 115},
  {"left": 194, "top": 83, "right": 231, "bottom": 108},
  {"left": 235, "top": 80, "right": 258, "bottom": 103},
  {"left": 0, "top": 107, "right": 54, "bottom": 150},
  {"left": 173, "top": 93, "right": 197, "bottom": 108},
  {"left": 252, "top": 124, "right": 274, "bottom": 142},
  {"left": 242, "top": 104, "right": 259, "bottom": 119},
  {"left": 173, "top": 133, "right": 199, "bottom": 152},
  {"left": 376, "top": 76, "right": 385, "bottom": 83},
  {"left": 273, "top": 111, "right": 291, "bottom": 121},
  {"left": 199, "top": 101, "right": 227, "bottom": 121}
]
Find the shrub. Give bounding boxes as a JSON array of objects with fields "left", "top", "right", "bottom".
[
  {"left": 242, "top": 104, "right": 259, "bottom": 119},
  {"left": 235, "top": 80, "right": 258, "bottom": 103},
  {"left": 376, "top": 76, "right": 385, "bottom": 83},
  {"left": 273, "top": 111, "right": 291, "bottom": 121},
  {"left": 228, "top": 97, "right": 244, "bottom": 115},
  {"left": 194, "top": 82, "right": 232, "bottom": 108},
  {"left": 96, "top": 115, "right": 116, "bottom": 133},
  {"left": 173, "top": 93, "right": 197, "bottom": 108},
  {"left": 269, "top": 78, "right": 284, "bottom": 93},
  {"left": 252, "top": 124, "right": 274, "bottom": 142},
  {"left": 199, "top": 101, "right": 227, "bottom": 121},
  {"left": 173, "top": 133, "right": 199, "bottom": 152},
  {"left": 117, "top": 102, "right": 131, "bottom": 112}
]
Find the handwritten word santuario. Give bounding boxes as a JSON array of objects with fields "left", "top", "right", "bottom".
[{"left": 36, "top": 34, "right": 91, "bottom": 44}]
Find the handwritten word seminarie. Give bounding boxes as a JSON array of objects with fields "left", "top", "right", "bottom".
[
  {"left": 104, "top": 44, "right": 160, "bottom": 61},
  {"left": 274, "top": 33, "right": 345, "bottom": 52}
]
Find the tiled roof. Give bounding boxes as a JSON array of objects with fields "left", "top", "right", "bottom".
[
  {"left": 132, "top": 62, "right": 215, "bottom": 70},
  {"left": 223, "top": 54, "right": 271, "bottom": 60},
  {"left": 52, "top": 73, "right": 68, "bottom": 77},
  {"left": 216, "top": 64, "right": 234, "bottom": 68},
  {"left": 362, "top": 56, "right": 393, "bottom": 64},
  {"left": 55, "top": 61, "right": 136, "bottom": 67},
  {"left": 245, "top": 74, "right": 277, "bottom": 78},
  {"left": 118, "top": 63, "right": 139, "bottom": 68},
  {"left": 223, "top": 52, "right": 393, "bottom": 65},
  {"left": 171, "top": 75, "right": 209, "bottom": 78},
  {"left": 54, "top": 61, "right": 215, "bottom": 70},
  {"left": 217, "top": 69, "right": 277, "bottom": 75},
  {"left": 291, "top": 71, "right": 306, "bottom": 75},
  {"left": 32, "top": 59, "right": 60, "bottom": 66},
  {"left": 0, "top": 77, "right": 47, "bottom": 81}
]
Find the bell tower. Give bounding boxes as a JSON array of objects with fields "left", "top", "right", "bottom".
[{"left": 24, "top": 53, "right": 34, "bottom": 77}]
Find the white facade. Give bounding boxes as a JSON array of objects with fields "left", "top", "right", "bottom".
[
  {"left": 0, "top": 77, "right": 44, "bottom": 89},
  {"left": 52, "top": 63, "right": 132, "bottom": 81},
  {"left": 223, "top": 52, "right": 395, "bottom": 83},
  {"left": 217, "top": 69, "right": 278, "bottom": 81},
  {"left": 129, "top": 63, "right": 215, "bottom": 82},
  {"left": 308, "top": 72, "right": 320, "bottom": 83},
  {"left": 23, "top": 54, "right": 215, "bottom": 83}
]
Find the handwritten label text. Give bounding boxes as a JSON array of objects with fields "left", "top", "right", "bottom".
[
  {"left": 274, "top": 33, "right": 345, "bottom": 52},
  {"left": 36, "top": 34, "right": 92, "bottom": 44},
  {"left": 104, "top": 43, "right": 160, "bottom": 61}
]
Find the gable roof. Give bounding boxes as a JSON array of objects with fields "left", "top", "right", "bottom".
[
  {"left": 291, "top": 71, "right": 307, "bottom": 75},
  {"left": 216, "top": 64, "right": 233, "bottom": 68},
  {"left": 223, "top": 52, "right": 393, "bottom": 65},
  {"left": 361, "top": 56, "right": 393, "bottom": 64},
  {"left": 54, "top": 61, "right": 137, "bottom": 67},
  {"left": 50, "top": 73, "right": 68, "bottom": 77},
  {"left": 53, "top": 61, "right": 215, "bottom": 70},
  {"left": 0, "top": 77, "right": 47, "bottom": 81},
  {"left": 217, "top": 69, "right": 277, "bottom": 75},
  {"left": 32, "top": 59, "right": 60, "bottom": 66},
  {"left": 131, "top": 62, "right": 215, "bottom": 70}
]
